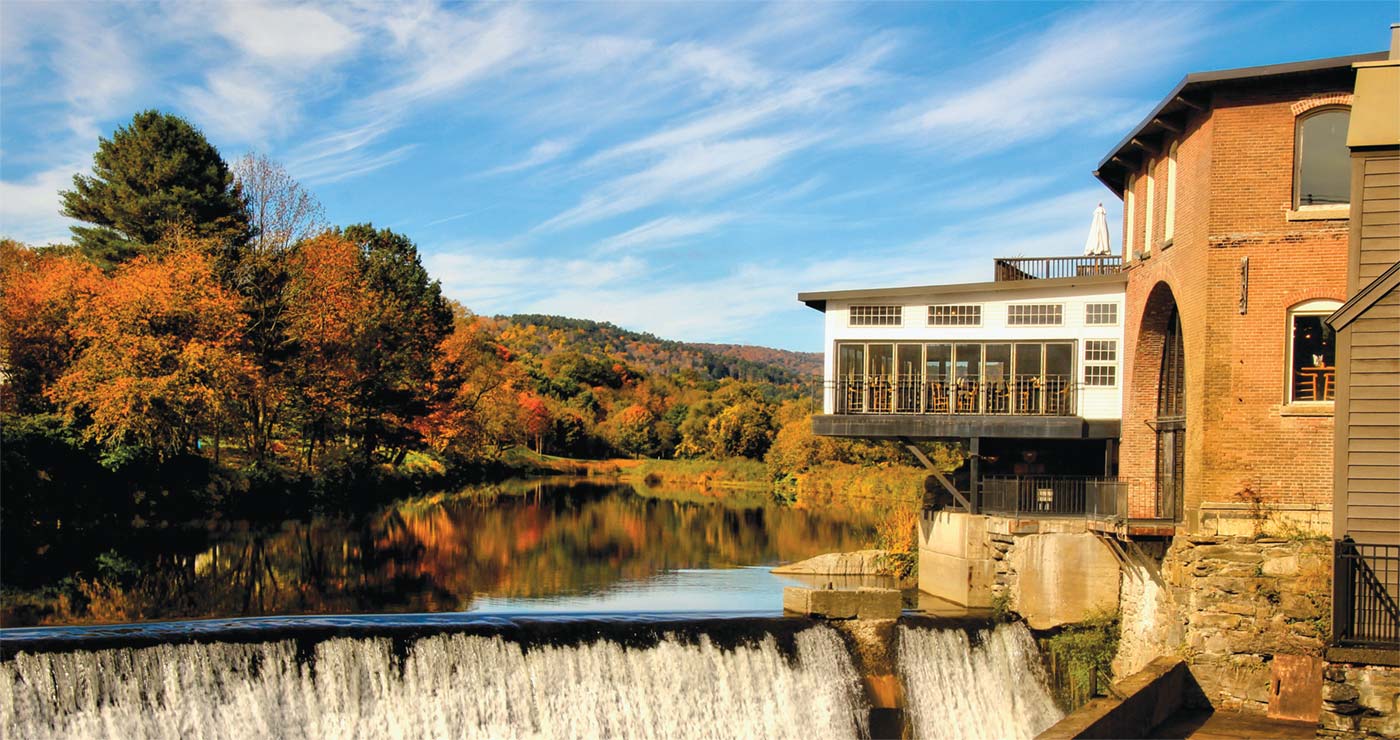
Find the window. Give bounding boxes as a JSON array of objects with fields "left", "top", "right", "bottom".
[
  {"left": 1085, "top": 303, "right": 1118, "bottom": 326},
  {"left": 1007, "top": 303, "right": 1063, "bottom": 326},
  {"left": 1294, "top": 108, "right": 1351, "bottom": 207},
  {"left": 1143, "top": 159, "right": 1156, "bottom": 255},
  {"left": 1164, "top": 142, "right": 1178, "bottom": 243},
  {"left": 928, "top": 304, "right": 981, "bottom": 326},
  {"left": 1287, "top": 299, "right": 1341, "bottom": 403},
  {"left": 1125, "top": 175, "right": 1135, "bottom": 257},
  {"left": 849, "top": 305, "right": 902, "bottom": 327},
  {"left": 1084, "top": 340, "right": 1117, "bottom": 387}
]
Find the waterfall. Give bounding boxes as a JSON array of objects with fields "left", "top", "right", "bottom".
[
  {"left": 897, "top": 622, "right": 1064, "bottom": 740},
  {"left": 1, "top": 626, "right": 867, "bottom": 740}
]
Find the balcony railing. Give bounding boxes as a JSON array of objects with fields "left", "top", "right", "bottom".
[
  {"left": 994, "top": 256, "right": 1123, "bottom": 281},
  {"left": 979, "top": 476, "right": 1127, "bottom": 518},
  {"left": 822, "top": 375, "right": 1077, "bottom": 416},
  {"left": 1334, "top": 539, "right": 1400, "bottom": 649}
]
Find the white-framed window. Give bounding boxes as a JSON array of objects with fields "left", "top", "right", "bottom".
[
  {"left": 1085, "top": 303, "right": 1118, "bottom": 326},
  {"left": 1165, "top": 142, "right": 1178, "bottom": 243},
  {"left": 1144, "top": 159, "right": 1156, "bottom": 255},
  {"left": 1294, "top": 108, "right": 1351, "bottom": 208},
  {"left": 1286, "top": 299, "right": 1341, "bottom": 403},
  {"left": 1125, "top": 175, "right": 1136, "bottom": 257},
  {"left": 1007, "top": 304, "right": 1063, "bottom": 326},
  {"left": 849, "top": 305, "right": 902, "bottom": 327},
  {"left": 927, "top": 304, "right": 981, "bottom": 326},
  {"left": 1084, "top": 340, "right": 1117, "bottom": 387}
]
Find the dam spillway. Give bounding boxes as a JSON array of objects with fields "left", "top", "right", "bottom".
[{"left": 0, "top": 616, "right": 1062, "bottom": 740}]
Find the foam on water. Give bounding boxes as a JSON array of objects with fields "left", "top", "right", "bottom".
[
  {"left": 897, "top": 622, "right": 1064, "bottom": 740},
  {"left": 1, "top": 625, "right": 868, "bottom": 740}
]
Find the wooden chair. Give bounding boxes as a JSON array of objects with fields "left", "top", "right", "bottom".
[
  {"left": 926, "top": 381, "right": 950, "bottom": 413},
  {"left": 956, "top": 379, "right": 979, "bottom": 413},
  {"left": 1322, "top": 370, "right": 1335, "bottom": 401},
  {"left": 1296, "top": 372, "right": 1320, "bottom": 402}
]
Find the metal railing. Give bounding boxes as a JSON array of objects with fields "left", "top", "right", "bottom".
[
  {"left": 820, "top": 375, "right": 1078, "bottom": 416},
  {"left": 1334, "top": 539, "right": 1400, "bottom": 649},
  {"left": 994, "top": 256, "right": 1123, "bottom": 281},
  {"left": 978, "top": 476, "right": 1127, "bottom": 518}
]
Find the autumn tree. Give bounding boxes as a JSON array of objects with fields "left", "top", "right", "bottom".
[
  {"left": 343, "top": 224, "right": 453, "bottom": 463},
  {"left": 51, "top": 238, "right": 254, "bottom": 461},
  {"left": 60, "top": 110, "right": 252, "bottom": 267},
  {"left": 0, "top": 240, "right": 103, "bottom": 413},
  {"left": 415, "top": 305, "right": 522, "bottom": 461},
  {"left": 226, "top": 154, "right": 326, "bottom": 463}
]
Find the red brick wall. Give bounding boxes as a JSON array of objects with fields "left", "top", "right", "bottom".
[{"left": 1117, "top": 73, "right": 1353, "bottom": 527}]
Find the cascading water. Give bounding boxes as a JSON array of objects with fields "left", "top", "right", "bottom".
[
  {"left": 1, "top": 626, "right": 868, "bottom": 740},
  {"left": 897, "top": 622, "right": 1064, "bottom": 740}
]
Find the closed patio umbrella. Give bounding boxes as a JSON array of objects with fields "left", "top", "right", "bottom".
[{"left": 1084, "top": 202, "right": 1112, "bottom": 256}]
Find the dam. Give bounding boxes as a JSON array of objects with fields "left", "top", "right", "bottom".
[{"left": 0, "top": 614, "right": 1061, "bottom": 740}]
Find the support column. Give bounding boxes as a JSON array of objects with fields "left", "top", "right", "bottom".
[
  {"left": 969, "top": 437, "right": 981, "bottom": 513},
  {"left": 901, "top": 437, "right": 971, "bottom": 512}
]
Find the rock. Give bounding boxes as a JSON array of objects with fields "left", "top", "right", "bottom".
[
  {"left": 1193, "top": 545, "right": 1264, "bottom": 563},
  {"left": 782, "top": 586, "right": 901, "bottom": 620},
  {"left": 1261, "top": 555, "right": 1299, "bottom": 577},
  {"left": 773, "top": 550, "right": 889, "bottom": 576},
  {"left": 1323, "top": 682, "right": 1360, "bottom": 703}
]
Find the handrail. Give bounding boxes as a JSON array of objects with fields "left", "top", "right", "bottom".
[
  {"left": 1334, "top": 538, "right": 1400, "bottom": 649},
  {"left": 994, "top": 256, "right": 1123, "bottom": 281},
  {"left": 813, "top": 375, "right": 1079, "bottom": 417}
]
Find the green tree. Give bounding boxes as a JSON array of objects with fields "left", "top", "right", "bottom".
[
  {"left": 342, "top": 224, "right": 454, "bottom": 463},
  {"left": 60, "top": 110, "right": 252, "bottom": 267}
]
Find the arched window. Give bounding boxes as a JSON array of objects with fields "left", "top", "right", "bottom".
[
  {"left": 1124, "top": 175, "right": 1136, "bottom": 257},
  {"left": 1164, "top": 142, "right": 1178, "bottom": 243},
  {"left": 1287, "top": 299, "right": 1342, "bottom": 403},
  {"left": 1294, "top": 108, "right": 1351, "bottom": 207},
  {"left": 1144, "top": 159, "right": 1156, "bottom": 255}
]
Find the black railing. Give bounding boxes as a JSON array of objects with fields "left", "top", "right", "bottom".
[
  {"left": 979, "top": 476, "right": 1127, "bottom": 518},
  {"left": 1334, "top": 538, "right": 1400, "bottom": 649},
  {"left": 994, "top": 256, "right": 1123, "bottom": 281},
  {"left": 820, "top": 375, "right": 1078, "bottom": 416}
]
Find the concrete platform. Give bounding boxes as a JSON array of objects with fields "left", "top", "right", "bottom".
[{"left": 782, "top": 586, "right": 901, "bottom": 620}]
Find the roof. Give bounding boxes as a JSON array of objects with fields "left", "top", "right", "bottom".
[
  {"left": 1327, "top": 259, "right": 1400, "bottom": 331},
  {"left": 796, "top": 273, "right": 1127, "bottom": 312},
  {"left": 1093, "top": 51, "right": 1387, "bottom": 197}
]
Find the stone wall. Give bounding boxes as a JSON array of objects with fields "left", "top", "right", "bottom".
[
  {"left": 1114, "top": 534, "right": 1333, "bottom": 714},
  {"left": 1319, "top": 660, "right": 1400, "bottom": 739}
]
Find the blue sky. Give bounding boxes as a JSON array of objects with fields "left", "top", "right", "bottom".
[{"left": 1, "top": 2, "right": 1393, "bottom": 350}]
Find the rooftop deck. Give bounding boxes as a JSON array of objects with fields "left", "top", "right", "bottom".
[{"left": 993, "top": 255, "right": 1123, "bottom": 281}]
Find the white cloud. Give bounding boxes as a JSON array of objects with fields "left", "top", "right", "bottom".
[
  {"left": 0, "top": 164, "right": 80, "bottom": 244},
  {"left": 485, "top": 138, "right": 575, "bottom": 176},
  {"left": 540, "top": 135, "right": 809, "bottom": 231},
  {"left": 181, "top": 68, "right": 290, "bottom": 144},
  {"left": 596, "top": 213, "right": 736, "bottom": 254},
  {"left": 889, "top": 4, "right": 1210, "bottom": 156},
  {"left": 218, "top": 2, "right": 359, "bottom": 64}
]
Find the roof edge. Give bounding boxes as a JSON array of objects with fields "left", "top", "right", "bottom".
[
  {"left": 796, "top": 273, "right": 1127, "bottom": 310},
  {"left": 1327, "top": 260, "right": 1400, "bottom": 330}
]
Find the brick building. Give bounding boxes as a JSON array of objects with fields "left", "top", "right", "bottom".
[{"left": 1093, "top": 51, "right": 1387, "bottom": 535}]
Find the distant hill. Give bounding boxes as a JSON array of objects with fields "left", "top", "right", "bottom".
[{"left": 495, "top": 314, "right": 820, "bottom": 384}]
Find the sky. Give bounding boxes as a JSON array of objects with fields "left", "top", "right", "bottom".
[{"left": 1, "top": 2, "right": 1394, "bottom": 351}]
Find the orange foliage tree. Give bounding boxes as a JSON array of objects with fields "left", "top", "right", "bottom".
[
  {"left": 50, "top": 239, "right": 254, "bottom": 460},
  {"left": 0, "top": 240, "right": 103, "bottom": 413}
]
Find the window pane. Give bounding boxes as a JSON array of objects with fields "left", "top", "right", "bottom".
[
  {"left": 1046, "top": 343, "right": 1074, "bottom": 378},
  {"left": 838, "top": 344, "right": 865, "bottom": 378},
  {"left": 1015, "top": 343, "right": 1042, "bottom": 378},
  {"left": 1297, "top": 110, "right": 1350, "bottom": 206},
  {"left": 869, "top": 344, "right": 895, "bottom": 378},
  {"left": 925, "top": 344, "right": 951, "bottom": 380},
  {"left": 1291, "top": 315, "right": 1336, "bottom": 402},
  {"left": 955, "top": 343, "right": 981, "bottom": 380},
  {"left": 897, "top": 344, "right": 922, "bottom": 377},
  {"left": 850, "top": 305, "right": 902, "bottom": 326},
  {"left": 985, "top": 344, "right": 1011, "bottom": 383}
]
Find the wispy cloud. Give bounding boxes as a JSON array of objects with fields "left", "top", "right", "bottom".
[
  {"left": 485, "top": 138, "right": 576, "bottom": 176},
  {"left": 887, "top": 4, "right": 1212, "bottom": 156},
  {"left": 217, "top": 2, "right": 359, "bottom": 65},
  {"left": 596, "top": 213, "right": 737, "bottom": 254},
  {"left": 0, "top": 163, "right": 81, "bottom": 244}
]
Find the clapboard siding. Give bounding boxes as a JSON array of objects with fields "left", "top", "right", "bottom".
[{"left": 1337, "top": 152, "right": 1400, "bottom": 545}]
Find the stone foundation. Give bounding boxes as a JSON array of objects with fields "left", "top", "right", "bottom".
[
  {"left": 1114, "top": 534, "right": 1333, "bottom": 715},
  {"left": 1318, "top": 658, "right": 1400, "bottom": 739}
]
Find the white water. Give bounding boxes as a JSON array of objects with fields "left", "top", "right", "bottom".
[
  {"left": 1, "top": 627, "right": 867, "bottom": 740},
  {"left": 898, "top": 622, "right": 1064, "bottom": 740}
]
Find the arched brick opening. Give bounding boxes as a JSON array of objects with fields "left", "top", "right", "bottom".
[{"left": 1129, "top": 281, "right": 1184, "bottom": 520}]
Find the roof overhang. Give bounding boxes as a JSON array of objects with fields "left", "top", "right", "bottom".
[
  {"left": 1328, "top": 259, "right": 1400, "bottom": 331},
  {"left": 1093, "top": 51, "right": 1386, "bottom": 198},
  {"left": 797, "top": 273, "right": 1127, "bottom": 312}
]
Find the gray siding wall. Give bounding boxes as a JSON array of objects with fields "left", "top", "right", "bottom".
[{"left": 1337, "top": 153, "right": 1400, "bottom": 545}]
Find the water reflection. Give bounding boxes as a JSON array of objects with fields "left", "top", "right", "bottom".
[{"left": 33, "top": 479, "right": 880, "bottom": 625}]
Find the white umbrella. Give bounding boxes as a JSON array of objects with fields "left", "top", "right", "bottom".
[{"left": 1083, "top": 202, "right": 1112, "bottom": 256}]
